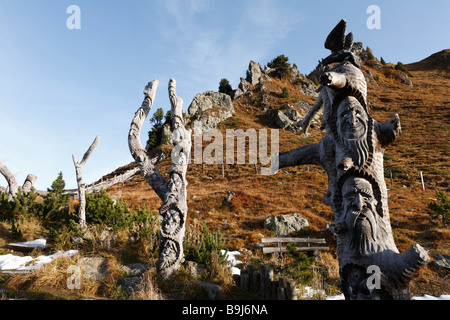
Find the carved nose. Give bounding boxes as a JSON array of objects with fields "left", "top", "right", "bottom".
[
  {"left": 354, "top": 193, "right": 364, "bottom": 211},
  {"left": 350, "top": 112, "right": 358, "bottom": 126}
]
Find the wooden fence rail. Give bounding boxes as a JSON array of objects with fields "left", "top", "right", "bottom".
[{"left": 261, "top": 237, "right": 329, "bottom": 255}]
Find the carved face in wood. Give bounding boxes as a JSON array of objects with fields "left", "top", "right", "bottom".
[
  {"left": 162, "top": 208, "right": 182, "bottom": 235},
  {"left": 337, "top": 96, "right": 368, "bottom": 140},
  {"left": 342, "top": 176, "right": 378, "bottom": 255},
  {"left": 165, "top": 171, "right": 183, "bottom": 205},
  {"left": 159, "top": 239, "right": 178, "bottom": 269},
  {"left": 134, "top": 149, "right": 150, "bottom": 172},
  {"left": 337, "top": 96, "right": 370, "bottom": 167},
  {"left": 172, "top": 117, "right": 184, "bottom": 145}
]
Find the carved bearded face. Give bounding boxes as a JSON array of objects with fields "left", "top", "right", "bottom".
[
  {"left": 337, "top": 97, "right": 368, "bottom": 139},
  {"left": 162, "top": 208, "right": 181, "bottom": 235},
  {"left": 342, "top": 177, "right": 378, "bottom": 255},
  {"left": 336, "top": 97, "right": 370, "bottom": 167},
  {"left": 159, "top": 239, "right": 178, "bottom": 269},
  {"left": 165, "top": 172, "right": 183, "bottom": 205}
]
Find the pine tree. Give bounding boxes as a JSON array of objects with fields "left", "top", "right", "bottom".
[
  {"left": 146, "top": 108, "right": 169, "bottom": 150},
  {"left": 39, "top": 172, "right": 70, "bottom": 220},
  {"left": 267, "top": 55, "right": 291, "bottom": 80},
  {"left": 219, "top": 78, "right": 233, "bottom": 96}
]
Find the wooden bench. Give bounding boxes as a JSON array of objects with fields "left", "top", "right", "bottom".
[{"left": 261, "top": 237, "right": 329, "bottom": 255}]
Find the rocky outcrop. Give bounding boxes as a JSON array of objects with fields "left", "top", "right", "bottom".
[
  {"left": 271, "top": 102, "right": 322, "bottom": 132},
  {"left": 264, "top": 213, "right": 309, "bottom": 236},
  {"left": 234, "top": 60, "right": 318, "bottom": 101},
  {"left": 246, "top": 60, "right": 263, "bottom": 85},
  {"left": 186, "top": 91, "right": 235, "bottom": 133}
]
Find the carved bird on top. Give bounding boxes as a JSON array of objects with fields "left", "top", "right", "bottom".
[{"left": 322, "top": 19, "right": 361, "bottom": 68}]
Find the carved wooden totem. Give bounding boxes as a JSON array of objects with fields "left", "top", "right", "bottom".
[
  {"left": 128, "top": 79, "right": 191, "bottom": 278},
  {"left": 277, "top": 20, "right": 430, "bottom": 299}
]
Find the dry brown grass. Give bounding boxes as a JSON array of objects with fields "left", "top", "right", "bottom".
[
  {"left": 1, "top": 252, "right": 128, "bottom": 300},
  {"left": 128, "top": 270, "right": 163, "bottom": 300}
]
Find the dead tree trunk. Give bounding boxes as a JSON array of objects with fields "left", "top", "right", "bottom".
[
  {"left": 128, "top": 79, "right": 191, "bottom": 279},
  {"left": 72, "top": 136, "right": 100, "bottom": 228},
  {"left": 0, "top": 161, "right": 19, "bottom": 201},
  {"left": 22, "top": 174, "right": 37, "bottom": 193}
]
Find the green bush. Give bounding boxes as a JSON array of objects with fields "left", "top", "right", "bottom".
[
  {"left": 85, "top": 189, "right": 132, "bottom": 229},
  {"left": 284, "top": 242, "right": 315, "bottom": 285},
  {"left": 184, "top": 222, "right": 227, "bottom": 265},
  {"left": 380, "top": 56, "right": 386, "bottom": 65},
  {"left": 395, "top": 62, "right": 413, "bottom": 77},
  {"left": 428, "top": 191, "right": 449, "bottom": 227},
  {"left": 0, "top": 188, "right": 39, "bottom": 238},
  {"left": 85, "top": 189, "right": 158, "bottom": 233},
  {"left": 280, "top": 87, "right": 289, "bottom": 99}
]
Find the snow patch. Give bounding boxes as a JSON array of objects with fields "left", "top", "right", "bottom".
[
  {"left": 0, "top": 239, "right": 78, "bottom": 273},
  {"left": 222, "top": 250, "right": 243, "bottom": 275}
]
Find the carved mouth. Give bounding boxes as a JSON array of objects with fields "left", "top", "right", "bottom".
[{"left": 343, "top": 124, "right": 366, "bottom": 139}]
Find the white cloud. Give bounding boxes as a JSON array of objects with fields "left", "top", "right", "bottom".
[{"left": 158, "top": 0, "right": 304, "bottom": 94}]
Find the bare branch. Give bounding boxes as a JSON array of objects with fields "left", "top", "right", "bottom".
[
  {"left": 80, "top": 136, "right": 101, "bottom": 167},
  {"left": 128, "top": 80, "right": 169, "bottom": 200},
  {"left": 22, "top": 174, "right": 37, "bottom": 193},
  {"left": 0, "top": 161, "right": 19, "bottom": 201},
  {"left": 73, "top": 136, "right": 100, "bottom": 228}
]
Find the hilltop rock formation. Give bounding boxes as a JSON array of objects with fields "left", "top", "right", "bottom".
[
  {"left": 235, "top": 60, "right": 318, "bottom": 100},
  {"left": 185, "top": 91, "right": 235, "bottom": 133}
]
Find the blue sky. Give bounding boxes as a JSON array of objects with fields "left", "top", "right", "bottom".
[{"left": 0, "top": 0, "right": 449, "bottom": 190}]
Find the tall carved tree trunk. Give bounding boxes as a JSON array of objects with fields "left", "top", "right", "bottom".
[
  {"left": 0, "top": 161, "right": 19, "bottom": 201},
  {"left": 73, "top": 136, "right": 100, "bottom": 228},
  {"left": 276, "top": 19, "right": 429, "bottom": 300},
  {"left": 128, "top": 79, "right": 191, "bottom": 278}
]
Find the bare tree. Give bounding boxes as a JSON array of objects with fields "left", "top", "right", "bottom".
[
  {"left": 22, "top": 174, "right": 37, "bottom": 193},
  {"left": 0, "top": 161, "right": 19, "bottom": 201},
  {"left": 128, "top": 79, "right": 191, "bottom": 278},
  {"left": 72, "top": 136, "right": 100, "bottom": 228},
  {"left": 0, "top": 161, "right": 37, "bottom": 201}
]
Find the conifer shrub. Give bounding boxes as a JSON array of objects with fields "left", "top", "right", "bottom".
[
  {"left": 366, "top": 47, "right": 375, "bottom": 60},
  {"left": 0, "top": 188, "right": 39, "bottom": 238},
  {"left": 280, "top": 87, "right": 290, "bottom": 98},
  {"left": 38, "top": 172, "right": 76, "bottom": 236},
  {"left": 395, "top": 61, "right": 413, "bottom": 77},
  {"left": 219, "top": 78, "right": 233, "bottom": 96},
  {"left": 428, "top": 191, "right": 449, "bottom": 227},
  {"left": 267, "top": 54, "right": 291, "bottom": 79},
  {"left": 146, "top": 108, "right": 171, "bottom": 150},
  {"left": 183, "top": 221, "right": 227, "bottom": 266},
  {"left": 284, "top": 242, "right": 315, "bottom": 285},
  {"left": 85, "top": 189, "right": 155, "bottom": 231}
]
